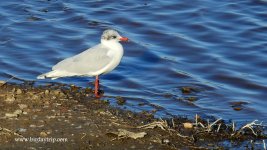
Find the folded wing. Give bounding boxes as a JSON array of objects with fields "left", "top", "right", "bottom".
[{"left": 52, "top": 44, "right": 112, "bottom": 76}]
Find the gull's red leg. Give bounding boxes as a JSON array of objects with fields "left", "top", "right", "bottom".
[{"left": 94, "top": 75, "right": 100, "bottom": 98}]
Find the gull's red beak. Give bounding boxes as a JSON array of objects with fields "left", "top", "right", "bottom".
[{"left": 119, "top": 37, "right": 129, "bottom": 42}]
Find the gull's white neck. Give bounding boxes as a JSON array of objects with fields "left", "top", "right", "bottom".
[
  {"left": 100, "top": 39, "right": 124, "bottom": 74},
  {"left": 101, "top": 39, "right": 123, "bottom": 50}
]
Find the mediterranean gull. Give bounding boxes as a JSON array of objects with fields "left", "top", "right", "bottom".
[{"left": 37, "top": 29, "right": 129, "bottom": 98}]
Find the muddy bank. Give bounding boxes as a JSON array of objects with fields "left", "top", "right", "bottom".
[{"left": 0, "top": 82, "right": 266, "bottom": 149}]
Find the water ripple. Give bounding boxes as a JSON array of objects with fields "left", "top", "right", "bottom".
[{"left": 0, "top": 0, "right": 266, "bottom": 121}]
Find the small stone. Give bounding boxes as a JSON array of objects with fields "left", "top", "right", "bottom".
[
  {"left": 75, "top": 125, "right": 82, "bottom": 129},
  {"left": 233, "top": 107, "right": 242, "bottom": 111},
  {"left": 40, "top": 131, "right": 47, "bottom": 137},
  {"left": 16, "top": 89, "right": 23, "bottom": 95},
  {"left": 0, "top": 80, "right": 6, "bottom": 85},
  {"left": 70, "top": 85, "right": 79, "bottom": 92},
  {"left": 5, "top": 113, "right": 18, "bottom": 118},
  {"left": 18, "top": 104, "right": 28, "bottom": 109},
  {"left": 186, "top": 97, "right": 197, "bottom": 102},
  {"left": 162, "top": 139, "right": 170, "bottom": 144},
  {"left": 29, "top": 124, "right": 37, "bottom": 128},
  {"left": 116, "top": 96, "right": 126, "bottom": 105},
  {"left": 181, "top": 87, "right": 192, "bottom": 94},
  {"left": 17, "top": 128, "right": 27, "bottom": 133},
  {"left": 5, "top": 95, "right": 15, "bottom": 103},
  {"left": 52, "top": 90, "right": 61, "bottom": 95},
  {"left": 32, "top": 95, "right": 39, "bottom": 100},
  {"left": 183, "top": 122, "right": 193, "bottom": 129},
  {"left": 45, "top": 90, "right": 50, "bottom": 95},
  {"left": 14, "top": 109, "right": 23, "bottom": 115},
  {"left": 46, "top": 130, "right": 52, "bottom": 135}
]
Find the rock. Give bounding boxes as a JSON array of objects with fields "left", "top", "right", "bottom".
[
  {"left": 181, "top": 87, "right": 192, "bottom": 94},
  {"left": 162, "top": 139, "right": 170, "bottom": 144},
  {"left": 185, "top": 97, "right": 198, "bottom": 102},
  {"left": 5, "top": 113, "right": 18, "bottom": 118},
  {"left": 18, "top": 104, "right": 28, "bottom": 109},
  {"left": 14, "top": 109, "right": 23, "bottom": 115},
  {"left": 75, "top": 125, "right": 82, "bottom": 129},
  {"left": 0, "top": 80, "right": 6, "bottom": 86},
  {"left": 32, "top": 95, "right": 39, "bottom": 100},
  {"left": 40, "top": 131, "right": 48, "bottom": 137},
  {"left": 17, "top": 128, "right": 27, "bottom": 133},
  {"left": 46, "top": 130, "right": 52, "bottom": 135},
  {"left": 45, "top": 90, "right": 50, "bottom": 95},
  {"left": 29, "top": 124, "right": 37, "bottom": 128},
  {"left": 233, "top": 107, "right": 242, "bottom": 111},
  {"left": 16, "top": 89, "right": 23, "bottom": 95},
  {"left": 183, "top": 122, "right": 193, "bottom": 129},
  {"left": 5, "top": 109, "right": 23, "bottom": 118},
  {"left": 116, "top": 97, "right": 126, "bottom": 105},
  {"left": 5, "top": 95, "right": 15, "bottom": 103},
  {"left": 52, "top": 90, "right": 61, "bottom": 95}
]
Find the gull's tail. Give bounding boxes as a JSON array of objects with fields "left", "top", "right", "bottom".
[
  {"left": 37, "top": 70, "right": 60, "bottom": 80},
  {"left": 37, "top": 70, "right": 77, "bottom": 80}
]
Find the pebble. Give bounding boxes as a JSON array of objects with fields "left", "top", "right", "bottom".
[
  {"left": 162, "top": 139, "right": 170, "bottom": 144},
  {"left": 5, "top": 113, "right": 18, "bottom": 118},
  {"left": 32, "top": 95, "right": 39, "bottom": 100},
  {"left": 18, "top": 104, "right": 28, "bottom": 109},
  {"left": 40, "top": 131, "right": 48, "bottom": 137},
  {"left": 52, "top": 90, "right": 61, "bottom": 95},
  {"left": 183, "top": 122, "right": 193, "bottom": 129},
  {"left": 116, "top": 96, "right": 126, "bottom": 105},
  {"left": 45, "top": 90, "right": 50, "bottom": 95},
  {"left": 5, "top": 109, "right": 23, "bottom": 118},
  {"left": 30, "top": 124, "right": 37, "bottom": 128},
  {"left": 14, "top": 109, "right": 23, "bottom": 115},
  {"left": 181, "top": 87, "right": 192, "bottom": 94},
  {"left": 47, "top": 130, "right": 52, "bottom": 134},
  {"left": 5, "top": 95, "right": 15, "bottom": 103},
  {"left": 0, "top": 80, "right": 5, "bottom": 85},
  {"left": 17, "top": 128, "right": 27, "bottom": 133},
  {"left": 75, "top": 125, "right": 82, "bottom": 129},
  {"left": 16, "top": 89, "right": 23, "bottom": 95}
]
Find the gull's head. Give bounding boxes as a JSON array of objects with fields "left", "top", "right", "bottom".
[{"left": 101, "top": 29, "right": 129, "bottom": 43}]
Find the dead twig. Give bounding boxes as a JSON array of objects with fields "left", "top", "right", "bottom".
[
  {"left": 217, "top": 123, "right": 221, "bottom": 133},
  {"left": 235, "top": 120, "right": 262, "bottom": 136},
  {"left": 81, "top": 133, "right": 86, "bottom": 139},
  {"left": 207, "top": 118, "right": 222, "bottom": 132},
  {"left": 0, "top": 127, "right": 24, "bottom": 137},
  {"left": 137, "top": 121, "right": 168, "bottom": 130}
]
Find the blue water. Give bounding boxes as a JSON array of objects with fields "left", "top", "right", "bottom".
[{"left": 0, "top": 0, "right": 267, "bottom": 122}]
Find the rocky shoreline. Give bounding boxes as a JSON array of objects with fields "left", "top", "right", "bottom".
[{"left": 0, "top": 82, "right": 266, "bottom": 149}]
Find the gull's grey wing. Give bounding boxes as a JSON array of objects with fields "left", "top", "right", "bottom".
[{"left": 52, "top": 44, "right": 112, "bottom": 75}]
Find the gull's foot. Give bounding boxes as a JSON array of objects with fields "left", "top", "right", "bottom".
[{"left": 94, "top": 90, "right": 104, "bottom": 98}]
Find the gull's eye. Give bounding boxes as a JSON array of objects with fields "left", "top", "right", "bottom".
[{"left": 112, "top": 36, "right": 117, "bottom": 39}]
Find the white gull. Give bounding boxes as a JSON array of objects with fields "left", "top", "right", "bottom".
[{"left": 37, "top": 29, "right": 129, "bottom": 97}]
